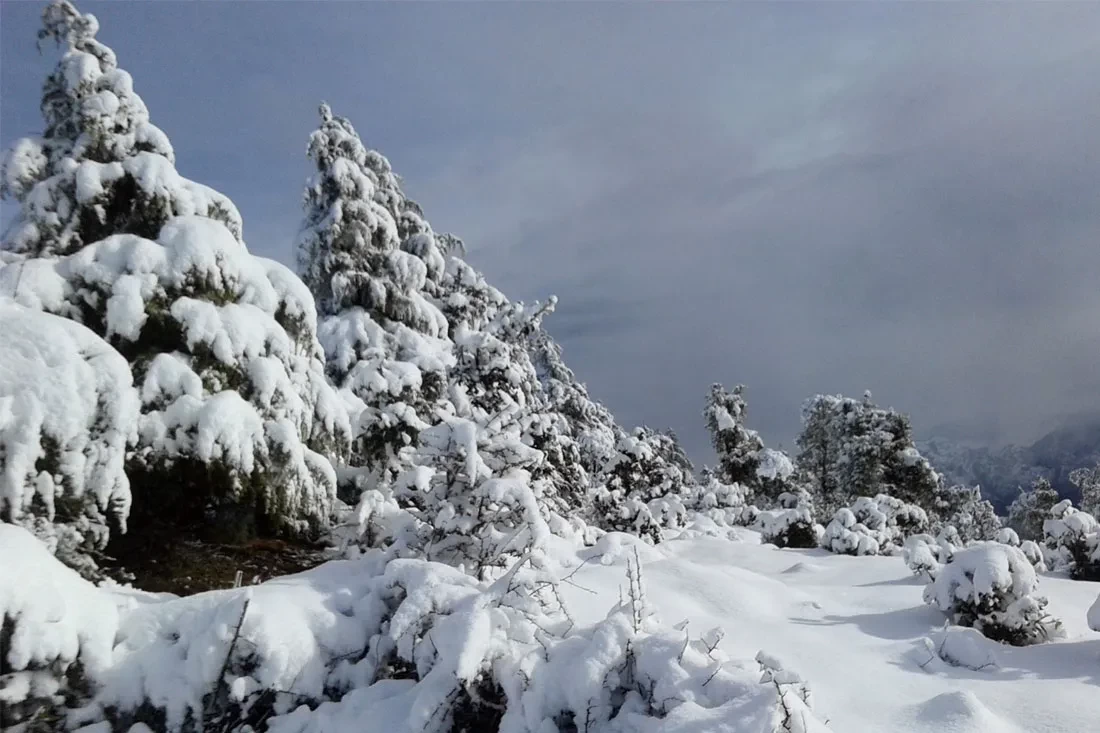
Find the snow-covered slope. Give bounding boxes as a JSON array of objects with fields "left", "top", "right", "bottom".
[
  {"left": 3, "top": 522, "right": 1098, "bottom": 732},
  {"left": 564, "top": 528, "right": 1100, "bottom": 733}
]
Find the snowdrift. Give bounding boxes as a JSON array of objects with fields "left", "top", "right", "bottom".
[{"left": 0, "top": 525, "right": 825, "bottom": 732}]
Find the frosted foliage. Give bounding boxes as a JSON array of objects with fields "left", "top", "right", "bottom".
[
  {"left": 938, "top": 484, "right": 1001, "bottom": 542},
  {"left": 756, "top": 449, "right": 793, "bottom": 482},
  {"left": 755, "top": 504, "right": 821, "bottom": 550},
  {"left": 1, "top": 1, "right": 241, "bottom": 257},
  {"left": 0, "top": 524, "right": 120, "bottom": 728},
  {"left": 296, "top": 104, "right": 446, "bottom": 332},
  {"left": 821, "top": 494, "right": 928, "bottom": 557},
  {"left": 0, "top": 217, "right": 350, "bottom": 536},
  {"left": 1041, "top": 499, "right": 1100, "bottom": 578},
  {"left": 797, "top": 393, "right": 941, "bottom": 518},
  {"left": 529, "top": 326, "right": 620, "bottom": 477},
  {"left": 0, "top": 523, "right": 830, "bottom": 733},
  {"left": 0, "top": 299, "right": 137, "bottom": 576},
  {"left": 703, "top": 383, "right": 764, "bottom": 489},
  {"left": 403, "top": 417, "right": 554, "bottom": 574},
  {"left": 1007, "top": 477, "right": 1059, "bottom": 542},
  {"left": 593, "top": 429, "right": 692, "bottom": 544},
  {"left": 1069, "top": 464, "right": 1100, "bottom": 518},
  {"left": 922, "top": 542, "right": 1063, "bottom": 646},
  {"left": 687, "top": 475, "right": 758, "bottom": 528}
]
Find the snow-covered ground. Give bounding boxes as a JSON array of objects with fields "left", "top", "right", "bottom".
[
  {"left": 4, "top": 522, "right": 1099, "bottom": 732},
  {"left": 568, "top": 528, "right": 1100, "bottom": 733}
]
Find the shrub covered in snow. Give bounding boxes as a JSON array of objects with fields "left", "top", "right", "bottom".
[
  {"left": 0, "top": 298, "right": 138, "bottom": 578},
  {"left": 922, "top": 541, "right": 1063, "bottom": 646},
  {"left": 1007, "top": 477, "right": 1059, "bottom": 542},
  {"left": 1041, "top": 499, "right": 1100, "bottom": 580},
  {"left": 820, "top": 494, "right": 928, "bottom": 556},
  {"left": 821, "top": 508, "right": 882, "bottom": 556},
  {"left": 686, "top": 471, "right": 758, "bottom": 528},
  {"left": 756, "top": 492, "right": 821, "bottom": 550},
  {"left": 0, "top": 524, "right": 829, "bottom": 733},
  {"left": 592, "top": 428, "right": 693, "bottom": 543},
  {"left": 703, "top": 383, "right": 764, "bottom": 488},
  {"left": 936, "top": 484, "right": 1001, "bottom": 542},
  {"left": 901, "top": 533, "right": 953, "bottom": 582}
]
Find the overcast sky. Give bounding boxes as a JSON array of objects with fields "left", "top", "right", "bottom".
[{"left": 4, "top": 1, "right": 1100, "bottom": 463}]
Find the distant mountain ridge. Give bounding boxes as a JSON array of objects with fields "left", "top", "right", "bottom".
[{"left": 918, "top": 413, "right": 1100, "bottom": 512}]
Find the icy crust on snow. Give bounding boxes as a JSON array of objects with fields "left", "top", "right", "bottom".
[
  {"left": 0, "top": 216, "right": 351, "bottom": 531},
  {"left": 0, "top": 298, "right": 137, "bottom": 572},
  {"left": 0, "top": 524, "right": 826, "bottom": 733}
]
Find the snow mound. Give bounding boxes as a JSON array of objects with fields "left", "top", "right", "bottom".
[{"left": 911, "top": 691, "right": 1024, "bottom": 733}]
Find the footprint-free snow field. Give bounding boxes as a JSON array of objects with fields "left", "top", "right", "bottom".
[{"left": 565, "top": 529, "right": 1100, "bottom": 733}]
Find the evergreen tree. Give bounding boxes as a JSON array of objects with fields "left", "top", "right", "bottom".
[
  {"left": 297, "top": 104, "right": 451, "bottom": 505},
  {"left": 703, "top": 383, "right": 764, "bottom": 487},
  {"left": 1069, "top": 465, "right": 1100, "bottom": 518},
  {"left": 1008, "top": 477, "right": 1060, "bottom": 541},
  {"left": 1, "top": 2, "right": 350, "bottom": 562},
  {"left": 938, "top": 484, "right": 1001, "bottom": 543},
  {"left": 0, "top": 298, "right": 138, "bottom": 577},
  {"left": 796, "top": 392, "right": 941, "bottom": 518},
  {"left": 1, "top": 1, "right": 241, "bottom": 257},
  {"left": 529, "top": 325, "right": 619, "bottom": 478},
  {"left": 593, "top": 427, "right": 691, "bottom": 543}
]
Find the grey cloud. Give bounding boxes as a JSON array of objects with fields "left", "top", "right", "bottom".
[{"left": 4, "top": 1, "right": 1100, "bottom": 466}]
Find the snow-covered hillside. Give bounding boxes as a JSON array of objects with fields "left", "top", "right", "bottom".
[
  {"left": 564, "top": 529, "right": 1100, "bottom": 733},
  {"left": 4, "top": 521, "right": 1098, "bottom": 733}
]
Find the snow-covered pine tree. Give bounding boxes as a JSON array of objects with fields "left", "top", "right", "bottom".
[
  {"left": 703, "top": 383, "right": 764, "bottom": 487},
  {"left": 593, "top": 426, "right": 692, "bottom": 543},
  {"left": 1, "top": 2, "right": 350, "bottom": 565},
  {"left": 1008, "top": 477, "right": 1060, "bottom": 541},
  {"left": 937, "top": 484, "right": 1001, "bottom": 542},
  {"left": 1069, "top": 464, "right": 1100, "bottom": 518},
  {"left": 0, "top": 298, "right": 138, "bottom": 577},
  {"left": 796, "top": 392, "right": 940, "bottom": 518},
  {"left": 529, "top": 325, "right": 620, "bottom": 478},
  {"left": 0, "top": 0, "right": 241, "bottom": 257},
  {"left": 297, "top": 103, "right": 452, "bottom": 507}
]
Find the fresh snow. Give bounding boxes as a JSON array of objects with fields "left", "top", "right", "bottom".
[
  {"left": 562, "top": 530, "right": 1100, "bottom": 733},
  {"left": 4, "top": 521, "right": 1099, "bottom": 732}
]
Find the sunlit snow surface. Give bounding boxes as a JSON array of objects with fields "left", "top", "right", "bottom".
[{"left": 3, "top": 522, "right": 1099, "bottom": 732}]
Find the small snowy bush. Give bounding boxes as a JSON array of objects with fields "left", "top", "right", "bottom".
[
  {"left": 756, "top": 492, "right": 821, "bottom": 549},
  {"left": 820, "top": 494, "right": 928, "bottom": 556},
  {"left": 821, "top": 508, "right": 882, "bottom": 556},
  {"left": 902, "top": 533, "right": 952, "bottom": 582},
  {"left": 686, "top": 473, "right": 758, "bottom": 528},
  {"left": 593, "top": 428, "right": 692, "bottom": 544},
  {"left": 0, "top": 298, "right": 138, "bottom": 577},
  {"left": 1042, "top": 499, "right": 1100, "bottom": 579},
  {"left": 923, "top": 542, "right": 1063, "bottom": 646}
]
